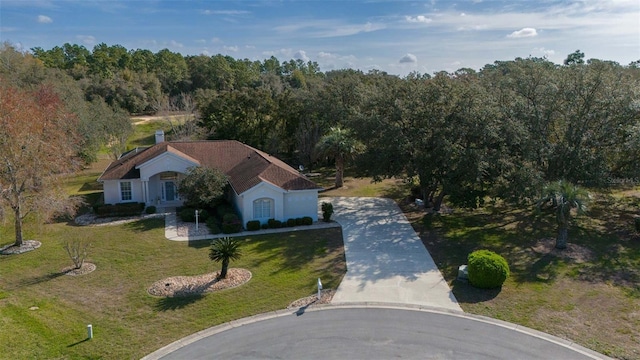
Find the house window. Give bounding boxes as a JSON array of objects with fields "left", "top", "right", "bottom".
[
  {"left": 120, "top": 181, "right": 132, "bottom": 201},
  {"left": 253, "top": 198, "right": 273, "bottom": 219}
]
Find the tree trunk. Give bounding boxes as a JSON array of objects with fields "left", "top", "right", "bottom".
[
  {"left": 556, "top": 226, "right": 568, "bottom": 249},
  {"left": 219, "top": 258, "right": 230, "bottom": 279},
  {"left": 13, "top": 206, "right": 23, "bottom": 247},
  {"left": 433, "top": 189, "right": 446, "bottom": 212},
  {"left": 334, "top": 157, "right": 344, "bottom": 188}
]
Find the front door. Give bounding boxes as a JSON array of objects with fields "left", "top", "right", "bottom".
[{"left": 162, "top": 181, "right": 176, "bottom": 201}]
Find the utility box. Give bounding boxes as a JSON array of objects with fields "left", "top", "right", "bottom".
[{"left": 457, "top": 265, "right": 469, "bottom": 281}]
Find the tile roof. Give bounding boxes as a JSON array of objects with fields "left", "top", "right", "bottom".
[{"left": 98, "top": 140, "right": 320, "bottom": 194}]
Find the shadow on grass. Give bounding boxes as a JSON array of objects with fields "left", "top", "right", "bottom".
[
  {"left": 248, "top": 228, "right": 344, "bottom": 275},
  {"left": 123, "top": 218, "right": 165, "bottom": 232},
  {"left": 155, "top": 294, "right": 204, "bottom": 311},
  {"left": 67, "top": 338, "right": 90, "bottom": 348},
  {"left": 451, "top": 280, "right": 501, "bottom": 304},
  {"left": 188, "top": 239, "right": 212, "bottom": 249},
  {"left": 8, "top": 272, "right": 65, "bottom": 291}
]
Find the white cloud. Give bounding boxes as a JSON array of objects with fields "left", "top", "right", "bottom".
[
  {"left": 223, "top": 45, "right": 239, "bottom": 52},
  {"left": 534, "top": 47, "right": 555, "bottom": 57},
  {"left": 294, "top": 50, "right": 309, "bottom": 62},
  {"left": 166, "top": 40, "right": 183, "bottom": 48},
  {"left": 318, "top": 51, "right": 337, "bottom": 59},
  {"left": 76, "top": 35, "right": 95, "bottom": 45},
  {"left": 37, "top": 15, "right": 52, "bottom": 23},
  {"left": 406, "top": 15, "right": 432, "bottom": 23},
  {"left": 201, "top": 50, "right": 210, "bottom": 56},
  {"left": 211, "top": 37, "right": 221, "bottom": 44},
  {"left": 195, "top": 39, "right": 207, "bottom": 44},
  {"left": 507, "top": 27, "right": 538, "bottom": 38},
  {"left": 399, "top": 53, "right": 418, "bottom": 63}
]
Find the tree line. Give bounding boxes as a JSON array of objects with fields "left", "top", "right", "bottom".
[{"left": 5, "top": 42, "right": 640, "bottom": 215}]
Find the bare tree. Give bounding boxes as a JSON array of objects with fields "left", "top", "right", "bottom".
[{"left": 63, "top": 240, "right": 91, "bottom": 269}]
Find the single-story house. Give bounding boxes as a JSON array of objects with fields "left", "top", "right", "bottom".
[{"left": 98, "top": 131, "right": 321, "bottom": 224}]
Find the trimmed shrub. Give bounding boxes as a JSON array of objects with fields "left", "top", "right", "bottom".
[
  {"left": 302, "top": 216, "right": 313, "bottom": 225},
  {"left": 197, "top": 209, "right": 210, "bottom": 221},
  {"left": 286, "top": 218, "right": 296, "bottom": 227},
  {"left": 467, "top": 250, "right": 510, "bottom": 289},
  {"left": 216, "top": 203, "right": 235, "bottom": 218},
  {"left": 179, "top": 208, "right": 196, "bottom": 222},
  {"left": 321, "top": 202, "right": 333, "bottom": 222},
  {"left": 145, "top": 206, "right": 157, "bottom": 214},
  {"left": 295, "top": 217, "right": 304, "bottom": 226},
  {"left": 261, "top": 223, "right": 269, "bottom": 229},
  {"left": 246, "top": 220, "right": 261, "bottom": 231},
  {"left": 206, "top": 217, "right": 222, "bottom": 234},
  {"left": 222, "top": 220, "right": 242, "bottom": 234},
  {"left": 634, "top": 217, "right": 640, "bottom": 233},
  {"left": 93, "top": 203, "right": 145, "bottom": 217},
  {"left": 267, "top": 219, "right": 282, "bottom": 229},
  {"left": 223, "top": 213, "right": 239, "bottom": 223}
]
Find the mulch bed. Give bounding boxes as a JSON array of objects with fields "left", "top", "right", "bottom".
[
  {"left": 62, "top": 262, "right": 97, "bottom": 276},
  {"left": 287, "top": 289, "right": 335, "bottom": 309},
  {"left": 0, "top": 240, "right": 42, "bottom": 255},
  {"left": 148, "top": 268, "right": 252, "bottom": 297}
]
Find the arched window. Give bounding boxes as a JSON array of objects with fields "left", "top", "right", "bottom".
[{"left": 253, "top": 198, "right": 273, "bottom": 219}]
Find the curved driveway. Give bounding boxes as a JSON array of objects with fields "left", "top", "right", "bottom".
[
  {"left": 326, "top": 197, "right": 461, "bottom": 311},
  {"left": 146, "top": 305, "right": 609, "bottom": 360}
]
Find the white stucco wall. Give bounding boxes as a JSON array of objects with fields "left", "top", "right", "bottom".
[
  {"left": 283, "top": 190, "right": 319, "bottom": 222},
  {"left": 102, "top": 179, "right": 143, "bottom": 204},
  {"left": 137, "top": 152, "right": 198, "bottom": 180},
  {"left": 238, "top": 182, "right": 283, "bottom": 225}
]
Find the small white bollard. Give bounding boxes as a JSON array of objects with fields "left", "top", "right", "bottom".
[
  {"left": 317, "top": 278, "right": 323, "bottom": 300},
  {"left": 195, "top": 210, "right": 199, "bottom": 231},
  {"left": 87, "top": 324, "right": 93, "bottom": 339}
]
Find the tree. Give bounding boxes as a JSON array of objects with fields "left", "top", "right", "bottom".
[
  {"left": 564, "top": 50, "right": 585, "bottom": 65},
  {"left": 537, "top": 180, "right": 589, "bottom": 249},
  {"left": 177, "top": 166, "right": 228, "bottom": 208},
  {"left": 209, "top": 237, "right": 242, "bottom": 279},
  {"left": 315, "top": 126, "right": 364, "bottom": 188},
  {"left": 0, "top": 84, "right": 81, "bottom": 247}
]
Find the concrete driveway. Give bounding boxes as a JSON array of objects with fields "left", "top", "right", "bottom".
[{"left": 324, "top": 197, "right": 462, "bottom": 311}]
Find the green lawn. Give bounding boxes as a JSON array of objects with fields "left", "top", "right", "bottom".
[
  {"left": 402, "top": 193, "right": 640, "bottom": 360},
  {"left": 0, "top": 219, "right": 344, "bottom": 359}
]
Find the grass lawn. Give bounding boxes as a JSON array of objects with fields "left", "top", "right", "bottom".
[
  {"left": 0, "top": 151, "right": 345, "bottom": 359},
  {"left": 401, "top": 192, "right": 640, "bottom": 360}
]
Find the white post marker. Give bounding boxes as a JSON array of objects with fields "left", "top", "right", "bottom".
[
  {"left": 195, "top": 209, "right": 199, "bottom": 231},
  {"left": 87, "top": 324, "right": 93, "bottom": 339},
  {"left": 317, "top": 278, "right": 323, "bottom": 301}
]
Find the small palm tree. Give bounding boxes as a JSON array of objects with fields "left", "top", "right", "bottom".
[
  {"left": 315, "top": 126, "right": 364, "bottom": 188},
  {"left": 537, "top": 180, "right": 589, "bottom": 249},
  {"left": 209, "top": 237, "right": 242, "bottom": 279}
]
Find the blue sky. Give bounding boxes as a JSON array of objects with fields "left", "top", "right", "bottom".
[{"left": 2, "top": 0, "right": 639, "bottom": 75}]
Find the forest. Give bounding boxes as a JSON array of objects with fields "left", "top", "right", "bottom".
[{"left": 2, "top": 42, "right": 640, "bottom": 211}]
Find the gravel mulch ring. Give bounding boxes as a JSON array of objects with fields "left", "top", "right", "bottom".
[
  {"left": 287, "top": 289, "right": 335, "bottom": 309},
  {"left": 62, "top": 262, "right": 97, "bottom": 276},
  {"left": 531, "top": 238, "right": 594, "bottom": 263},
  {"left": 0, "top": 240, "right": 42, "bottom": 255},
  {"left": 148, "top": 268, "right": 252, "bottom": 297}
]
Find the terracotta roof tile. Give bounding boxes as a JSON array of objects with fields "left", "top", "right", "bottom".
[{"left": 98, "top": 140, "right": 320, "bottom": 194}]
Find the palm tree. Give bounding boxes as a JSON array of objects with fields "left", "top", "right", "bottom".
[
  {"left": 537, "top": 180, "right": 589, "bottom": 249},
  {"left": 315, "top": 126, "right": 364, "bottom": 188},
  {"left": 209, "top": 237, "right": 242, "bottom": 279}
]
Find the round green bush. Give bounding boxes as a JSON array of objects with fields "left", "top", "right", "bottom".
[{"left": 467, "top": 250, "right": 510, "bottom": 289}]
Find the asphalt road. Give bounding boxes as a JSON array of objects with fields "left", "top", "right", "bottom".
[{"left": 152, "top": 306, "right": 606, "bottom": 360}]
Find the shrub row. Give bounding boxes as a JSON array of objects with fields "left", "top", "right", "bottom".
[
  {"left": 246, "top": 217, "right": 313, "bottom": 231},
  {"left": 93, "top": 203, "right": 145, "bottom": 217}
]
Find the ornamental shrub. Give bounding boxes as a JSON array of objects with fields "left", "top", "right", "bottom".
[
  {"left": 302, "top": 216, "right": 313, "bottom": 225},
  {"left": 223, "top": 213, "right": 239, "bottom": 223},
  {"left": 93, "top": 202, "right": 145, "bottom": 217},
  {"left": 295, "top": 217, "right": 304, "bottom": 226},
  {"left": 287, "top": 218, "right": 296, "bottom": 227},
  {"left": 634, "top": 217, "right": 640, "bottom": 233},
  {"left": 246, "top": 220, "right": 261, "bottom": 231},
  {"left": 467, "top": 250, "right": 510, "bottom": 289},
  {"left": 197, "top": 209, "right": 210, "bottom": 221},
  {"left": 321, "top": 202, "right": 333, "bottom": 222},
  {"left": 206, "top": 217, "right": 222, "bottom": 234},
  {"left": 179, "top": 207, "right": 196, "bottom": 222},
  {"left": 145, "top": 205, "right": 157, "bottom": 214}
]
